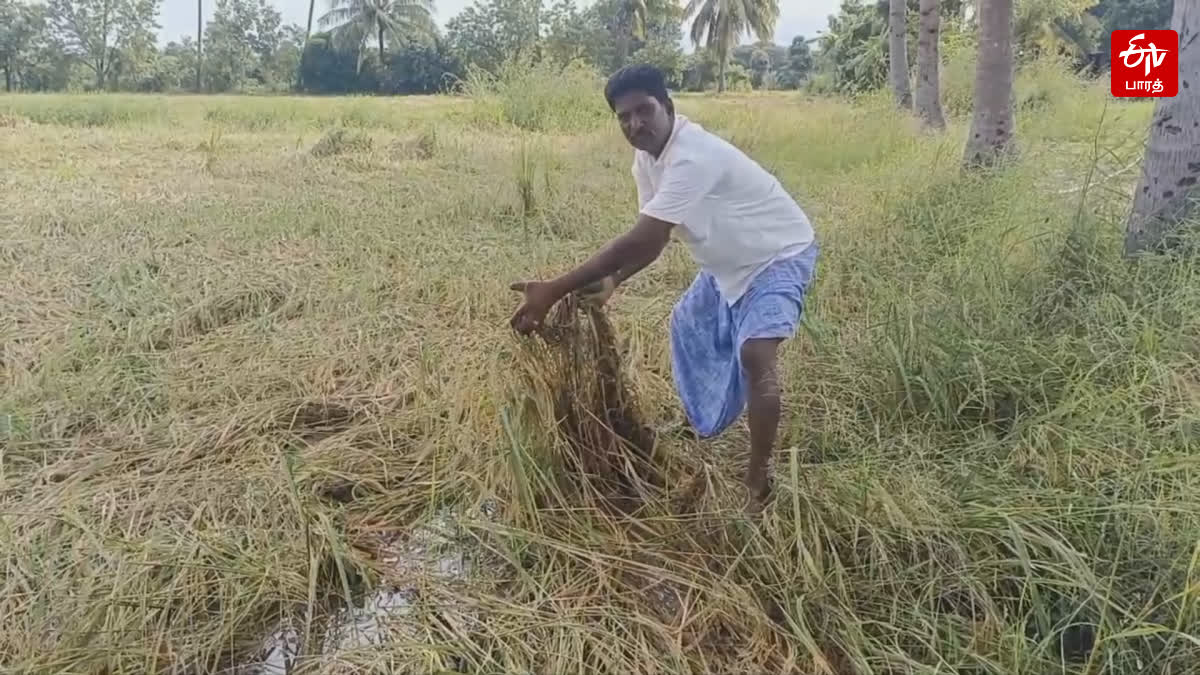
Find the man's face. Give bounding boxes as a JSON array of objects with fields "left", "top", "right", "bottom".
[{"left": 613, "top": 90, "right": 672, "bottom": 154}]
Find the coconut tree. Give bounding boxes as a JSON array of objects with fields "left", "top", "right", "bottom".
[
  {"left": 915, "top": 0, "right": 945, "bottom": 129},
  {"left": 318, "top": 0, "right": 437, "bottom": 72},
  {"left": 1124, "top": 0, "right": 1200, "bottom": 256},
  {"left": 614, "top": 0, "right": 648, "bottom": 67},
  {"left": 887, "top": 0, "right": 911, "bottom": 107},
  {"left": 963, "top": 0, "right": 1014, "bottom": 167},
  {"left": 196, "top": 0, "right": 202, "bottom": 91},
  {"left": 297, "top": 0, "right": 315, "bottom": 87},
  {"left": 684, "top": 0, "right": 780, "bottom": 93}
]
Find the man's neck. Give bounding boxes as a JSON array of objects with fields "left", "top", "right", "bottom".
[{"left": 650, "top": 114, "right": 676, "bottom": 159}]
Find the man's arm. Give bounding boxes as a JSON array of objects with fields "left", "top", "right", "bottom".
[
  {"left": 611, "top": 257, "right": 652, "bottom": 288},
  {"left": 510, "top": 153, "right": 717, "bottom": 334},
  {"left": 509, "top": 215, "right": 673, "bottom": 333},
  {"left": 563, "top": 153, "right": 716, "bottom": 295},
  {"left": 545, "top": 213, "right": 673, "bottom": 299},
  {"left": 606, "top": 154, "right": 716, "bottom": 289},
  {"left": 603, "top": 159, "right": 660, "bottom": 289}
]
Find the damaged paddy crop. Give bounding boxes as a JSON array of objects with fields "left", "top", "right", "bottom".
[{"left": 3, "top": 70, "right": 1200, "bottom": 674}]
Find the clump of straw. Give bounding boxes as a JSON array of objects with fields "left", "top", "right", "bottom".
[{"left": 518, "top": 294, "right": 661, "bottom": 508}]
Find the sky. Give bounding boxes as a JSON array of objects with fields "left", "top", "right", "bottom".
[{"left": 157, "top": 0, "right": 843, "bottom": 48}]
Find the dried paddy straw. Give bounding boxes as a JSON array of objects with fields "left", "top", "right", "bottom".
[{"left": 516, "top": 293, "right": 662, "bottom": 509}]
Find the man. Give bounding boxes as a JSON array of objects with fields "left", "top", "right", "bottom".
[{"left": 509, "top": 64, "right": 819, "bottom": 514}]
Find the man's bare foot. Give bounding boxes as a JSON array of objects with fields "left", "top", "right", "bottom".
[{"left": 744, "top": 478, "right": 772, "bottom": 516}]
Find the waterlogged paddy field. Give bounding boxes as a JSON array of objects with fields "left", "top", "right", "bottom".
[{"left": 3, "top": 85, "right": 1200, "bottom": 674}]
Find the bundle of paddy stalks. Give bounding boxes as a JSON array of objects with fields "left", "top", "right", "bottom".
[{"left": 516, "top": 291, "right": 662, "bottom": 508}]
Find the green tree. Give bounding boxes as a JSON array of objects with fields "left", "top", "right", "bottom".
[
  {"left": 0, "top": 0, "right": 48, "bottom": 91},
  {"left": 542, "top": 0, "right": 604, "bottom": 66},
  {"left": 1012, "top": 0, "right": 1100, "bottom": 62},
  {"left": 732, "top": 41, "right": 784, "bottom": 88},
  {"left": 48, "top": 0, "right": 162, "bottom": 90},
  {"left": 814, "top": 0, "right": 888, "bottom": 95},
  {"left": 299, "top": 31, "right": 378, "bottom": 91},
  {"left": 298, "top": 28, "right": 461, "bottom": 94},
  {"left": 1091, "top": 0, "right": 1171, "bottom": 34},
  {"left": 111, "top": 0, "right": 161, "bottom": 88},
  {"left": 318, "top": 0, "right": 437, "bottom": 72},
  {"left": 631, "top": 5, "right": 685, "bottom": 83},
  {"left": 204, "top": 0, "right": 259, "bottom": 90},
  {"left": 155, "top": 37, "right": 199, "bottom": 91},
  {"left": 197, "top": 0, "right": 202, "bottom": 90},
  {"left": 379, "top": 38, "right": 464, "bottom": 93},
  {"left": 586, "top": 0, "right": 683, "bottom": 75},
  {"left": 683, "top": 0, "right": 780, "bottom": 93},
  {"left": 204, "top": 0, "right": 300, "bottom": 91},
  {"left": 263, "top": 24, "right": 305, "bottom": 86},
  {"left": 1087, "top": 0, "right": 1172, "bottom": 70},
  {"left": 445, "top": 0, "right": 541, "bottom": 75},
  {"left": 681, "top": 45, "right": 751, "bottom": 90},
  {"left": 776, "top": 35, "right": 812, "bottom": 88}
]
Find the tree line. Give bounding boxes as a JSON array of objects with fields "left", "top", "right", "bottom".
[
  {"left": 1, "top": 0, "right": 1174, "bottom": 97},
  {"left": 0, "top": 0, "right": 813, "bottom": 94}
]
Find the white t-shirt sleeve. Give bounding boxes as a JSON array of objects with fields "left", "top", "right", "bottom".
[{"left": 638, "top": 153, "right": 721, "bottom": 227}]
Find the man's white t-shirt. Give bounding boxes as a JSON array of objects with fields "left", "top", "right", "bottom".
[{"left": 634, "top": 114, "right": 815, "bottom": 305}]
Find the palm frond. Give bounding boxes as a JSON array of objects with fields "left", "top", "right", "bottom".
[
  {"left": 318, "top": 6, "right": 359, "bottom": 30},
  {"left": 686, "top": 0, "right": 715, "bottom": 47},
  {"left": 385, "top": 0, "right": 435, "bottom": 36},
  {"left": 631, "top": 0, "right": 648, "bottom": 38},
  {"left": 390, "top": 0, "right": 435, "bottom": 12},
  {"left": 741, "top": 0, "right": 778, "bottom": 41},
  {"left": 683, "top": 0, "right": 781, "bottom": 58},
  {"left": 389, "top": 5, "right": 434, "bottom": 24}
]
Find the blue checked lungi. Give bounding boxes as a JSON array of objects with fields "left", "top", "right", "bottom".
[{"left": 669, "top": 241, "right": 819, "bottom": 438}]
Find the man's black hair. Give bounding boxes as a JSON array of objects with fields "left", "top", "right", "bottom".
[{"left": 604, "top": 64, "right": 675, "bottom": 115}]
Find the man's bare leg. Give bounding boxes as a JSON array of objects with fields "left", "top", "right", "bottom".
[{"left": 740, "top": 338, "right": 783, "bottom": 514}]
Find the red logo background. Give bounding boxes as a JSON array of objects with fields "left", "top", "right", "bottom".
[{"left": 1111, "top": 30, "right": 1179, "bottom": 97}]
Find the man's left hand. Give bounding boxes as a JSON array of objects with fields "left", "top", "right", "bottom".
[{"left": 576, "top": 276, "right": 616, "bottom": 307}]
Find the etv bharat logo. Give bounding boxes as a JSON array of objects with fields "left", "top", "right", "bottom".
[{"left": 1111, "top": 30, "right": 1179, "bottom": 97}]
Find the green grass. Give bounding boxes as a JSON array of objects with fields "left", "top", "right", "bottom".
[{"left": 2, "top": 62, "right": 1199, "bottom": 674}]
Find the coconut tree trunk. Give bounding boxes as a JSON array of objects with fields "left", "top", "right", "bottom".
[
  {"left": 618, "top": 32, "right": 631, "bottom": 67},
  {"left": 196, "top": 0, "right": 203, "bottom": 91},
  {"left": 616, "top": 7, "right": 632, "bottom": 66},
  {"left": 888, "top": 0, "right": 912, "bottom": 108},
  {"left": 915, "top": 0, "right": 946, "bottom": 130},
  {"left": 1124, "top": 0, "right": 1200, "bottom": 256},
  {"left": 298, "top": 0, "right": 315, "bottom": 89},
  {"left": 378, "top": 23, "right": 385, "bottom": 61},
  {"left": 717, "top": 50, "right": 727, "bottom": 93},
  {"left": 96, "top": 3, "right": 109, "bottom": 91},
  {"left": 963, "top": 0, "right": 1014, "bottom": 168}
]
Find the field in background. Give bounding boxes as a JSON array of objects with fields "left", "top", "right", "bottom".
[{"left": 4, "top": 63, "right": 1200, "bottom": 674}]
